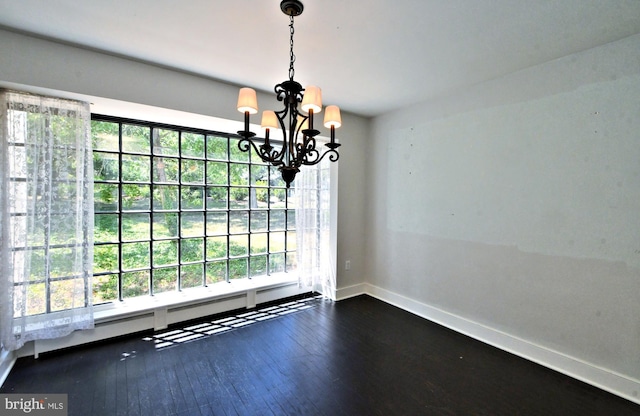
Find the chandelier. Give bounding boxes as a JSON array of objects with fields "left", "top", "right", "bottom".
[{"left": 236, "top": 0, "right": 342, "bottom": 188}]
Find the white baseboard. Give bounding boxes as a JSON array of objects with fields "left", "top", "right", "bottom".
[
  {"left": 335, "top": 283, "right": 367, "bottom": 300},
  {"left": 362, "top": 283, "right": 640, "bottom": 406}
]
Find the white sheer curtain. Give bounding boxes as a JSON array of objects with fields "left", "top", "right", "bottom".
[
  {"left": 294, "top": 156, "right": 336, "bottom": 299},
  {"left": 0, "top": 90, "right": 94, "bottom": 351}
]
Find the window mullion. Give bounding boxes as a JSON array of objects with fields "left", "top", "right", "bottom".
[
  {"left": 177, "top": 131, "right": 183, "bottom": 291},
  {"left": 267, "top": 177, "right": 271, "bottom": 276},
  {"left": 117, "top": 122, "right": 124, "bottom": 301},
  {"left": 226, "top": 139, "right": 231, "bottom": 283},
  {"left": 246, "top": 164, "right": 249, "bottom": 279},
  {"left": 149, "top": 127, "right": 155, "bottom": 296}
]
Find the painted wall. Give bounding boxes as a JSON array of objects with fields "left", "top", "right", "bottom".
[
  {"left": 367, "top": 33, "right": 640, "bottom": 391},
  {"left": 0, "top": 28, "right": 369, "bottom": 294}
]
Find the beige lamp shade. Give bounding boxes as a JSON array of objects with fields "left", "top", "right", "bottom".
[
  {"left": 298, "top": 117, "right": 310, "bottom": 131},
  {"left": 323, "top": 105, "right": 342, "bottom": 128},
  {"left": 301, "top": 86, "right": 322, "bottom": 113},
  {"left": 237, "top": 88, "right": 258, "bottom": 114},
  {"left": 261, "top": 111, "right": 279, "bottom": 130}
]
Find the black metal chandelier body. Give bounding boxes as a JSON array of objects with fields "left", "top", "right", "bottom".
[{"left": 236, "top": 0, "right": 341, "bottom": 188}]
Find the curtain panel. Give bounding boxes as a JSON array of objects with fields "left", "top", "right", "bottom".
[
  {"left": 294, "top": 157, "right": 336, "bottom": 299},
  {"left": 0, "top": 90, "right": 94, "bottom": 351}
]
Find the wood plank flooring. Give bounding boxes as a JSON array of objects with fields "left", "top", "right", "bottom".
[{"left": 2, "top": 294, "right": 639, "bottom": 415}]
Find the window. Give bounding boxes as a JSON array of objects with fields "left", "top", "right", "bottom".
[{"left": 91, "top": 115, "right": 297, "bottom": 303}]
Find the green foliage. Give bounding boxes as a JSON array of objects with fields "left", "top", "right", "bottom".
[
  {"left": 94, "top": 244, "right": 118, "bottom": 273},
  {"left": 122, "top": 242, "right": 150, "bottom": 270},
  {"left": 94, "top": 214, "right": 118, "bottom": 242},
  {"left": 153, "top": 267, "right": 177, "bottom": 294},
  {"left": 181, "top": 264, "right": 203, "bottom": 289},
  {"left": 122, "top": 124, "right": 151, "bottom": 153},
  {"left": 93, "top": 274, "right": 118, "bottom": 303},
  {"left": 122, "top": 184, "right": 150, "bottom": 209},
  {"left": 250, "top": 256, "right": 268, "bottom": 277},
  {"left": 154, "top": 129, "right": 179, "bottom": 156},
  {"left": 122, "top": 271, "right": 149, "bottom": 298},
  {"left": 206, "top": 262, "right": 227, "bottom": 284},
  {"left": 181, "top": 132, "right": 205, "bottom": 158},
  {"left": 153, "top": 240, "right": 178, "bottom": 266},
  {"left": 92, "top": 120, "right": 119, "bottom": 151},
  {"left": 181, "top": 238, "right": 204, "bottom": 263},
  {"left": 91, "top": 119, "right": 288, "bottom": 303},
  {"left": 229, "top": 258, "right": 247, "bottom": 280}
]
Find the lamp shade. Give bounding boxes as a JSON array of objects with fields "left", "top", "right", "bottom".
[
  {"left": 261, "top": 110, "right": 279, "bottom": 130},
  {"left": 323, "top": 105, "right": 342, "bottom": 128},
  {"left": 297, "top": 117, "right": 309, "bottom": 131},
  {"left": 301, "top": 86, "right": 322, "bottom": 113},
  {"left": 237, "top": 88, "right": 258, "bottom": 114}
]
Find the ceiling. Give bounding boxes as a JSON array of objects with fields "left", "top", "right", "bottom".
[{"left": 1, "top": 0, "right": 640, "bottom": 117}]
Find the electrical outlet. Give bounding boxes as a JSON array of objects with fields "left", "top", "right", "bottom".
[{"left": 345, "top": 260, "right": 351, "bottom": 270}]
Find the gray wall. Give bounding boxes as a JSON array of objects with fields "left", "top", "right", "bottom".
[
  {"left": 367, "top": 33, "right": 640, "bottom": 390},
  {"left": 0, "top": 28, "right": 369, "bottom": 296}
]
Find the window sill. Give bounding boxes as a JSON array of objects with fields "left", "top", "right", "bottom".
[{"left": 93, "top": 273, "right": 301, "bottom": 324}]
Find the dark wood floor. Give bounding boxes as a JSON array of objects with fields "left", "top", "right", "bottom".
[{"left": 2, "top": 295, "right": 639, "bottom": 415}]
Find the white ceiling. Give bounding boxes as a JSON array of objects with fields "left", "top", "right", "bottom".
[{"left": 1, "top": 0, "right": 640, "bottom": 117}]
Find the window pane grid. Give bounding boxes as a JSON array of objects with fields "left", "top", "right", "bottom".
[{"left": 92, "top": 115, "right": 295, "bottom": 303}]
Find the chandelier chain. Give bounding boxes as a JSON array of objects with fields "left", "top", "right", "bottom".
[{"left": 289, "top": 15, "right": 296, "bottom": 81}]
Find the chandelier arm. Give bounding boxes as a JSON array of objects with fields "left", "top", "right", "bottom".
[
  {"left": 296, "top": 135, "right": 316, "bottom": 164},
  {"left": 301, "top": 148, "right": 340, "bottom": 166},
  {"left": 295, "top": 114, "right": 309, "bottom": 136},
  {"left": 262, "top": 137, "right": 286, "bottom": 163},
  {"left": 237, "top": 137, "right": 283, "bottom": 164},
  {"left": 275, "top": 84, "right": 288, "bottom": 103}
]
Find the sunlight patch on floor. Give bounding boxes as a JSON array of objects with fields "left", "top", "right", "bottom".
[{"left": 142, "top": 295, "right": 324, "bottom": 350}]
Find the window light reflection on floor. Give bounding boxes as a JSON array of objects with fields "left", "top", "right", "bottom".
[{"left": 142, "top": 295, "right": 323, "bottom": 350}]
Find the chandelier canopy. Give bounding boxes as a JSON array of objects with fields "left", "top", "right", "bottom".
[{"left": 236, "top": 0, "right": 342, "bottom": 188}]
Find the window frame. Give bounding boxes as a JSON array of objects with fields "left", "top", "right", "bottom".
[{"left": 91, "top": 114, "right": 297, "bottom": 304}]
